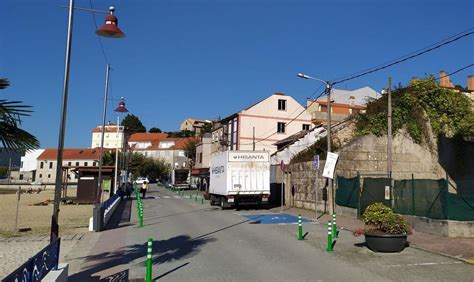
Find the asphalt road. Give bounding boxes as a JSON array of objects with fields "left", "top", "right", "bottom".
[{"left": 67, "top": 184, "right": 473, "bottom": 281}]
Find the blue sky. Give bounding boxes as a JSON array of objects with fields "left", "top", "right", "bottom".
[{"left": 1, "top": 0, "right": 473, "bottom": 148}]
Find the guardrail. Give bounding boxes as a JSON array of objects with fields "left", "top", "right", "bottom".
[
  {"left": 92, "top": 191, "right": 122, "bottom": 232},
  {"left": 3, "top": 238, "right": 60, "bottom": 282}
]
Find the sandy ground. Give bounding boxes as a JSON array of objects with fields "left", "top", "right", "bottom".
[{"left": 0, "top": 188, "right": 93, "bottom": 237}]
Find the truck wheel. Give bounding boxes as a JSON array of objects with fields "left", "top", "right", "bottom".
[
  {"left": 220, "top": 197, "right": 226, "bottom": 210},
  {"left": 209, "top": 195, "right": 216, "bottom": 206}
]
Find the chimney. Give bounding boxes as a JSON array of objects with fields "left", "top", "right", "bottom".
[
  {"left": 467, "top": 75, "right": 474, "bottom": 92},
  {"left": 439, "top": 71, "right": 454, "bottom": 88}
]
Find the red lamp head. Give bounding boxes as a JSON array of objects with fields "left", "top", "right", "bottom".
[
  {"left": 96, "top": 7, "right": 125, "bottom": 38},
  {"left": 115, "top": 98, "right": 129, "bottom": 113}
]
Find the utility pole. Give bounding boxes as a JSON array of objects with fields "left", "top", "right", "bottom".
[
  {"left": 326, "top": 81, "right": 334, "bottom": 213},
  {"left": 387, "top": 77, "right": 392, "bottom": 174},
  {"left": 97, "top": 64, "right": 111, "bottom": 203}
]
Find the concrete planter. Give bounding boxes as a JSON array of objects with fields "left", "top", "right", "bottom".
[{"left": 364, "top": 233, "right": 408, "bottom": 252}]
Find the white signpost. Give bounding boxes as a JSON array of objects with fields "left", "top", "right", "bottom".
[{"left": 322, "top": 152, "right": 339, "bottom": 179}]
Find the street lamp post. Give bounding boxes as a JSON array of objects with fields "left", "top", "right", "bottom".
[
  {"left": 51, "top": 0, "right": 125, "bottom": 242},
  {"left": 297, "top": 73, "right": 334, "bottom": 214},
  {"left": 114, "top": 98, "right": 129, "bottom": 194}
]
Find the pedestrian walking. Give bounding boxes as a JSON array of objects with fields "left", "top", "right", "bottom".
[{"left": 141, "top": 181, "right": 149, "bottom": 199}]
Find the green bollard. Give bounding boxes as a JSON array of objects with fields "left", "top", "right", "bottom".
[
  {"left": 189, "top": 194, "right": 192, "bottom": 199},
  {"left": 332, "top": 213, "right": 338, "bottom": 238},
  {"left": 298, "top": 215, "right": 303, "bottom": 240},
  {"left": 139, "top": 210, "right": 144, "bottom": 227},
  {"left": 327, "top": 222, "right": 333, "bottom": 252},
  {"left": 201, "top": 198, "right": 204, "bottom": 205},
  {"left": 195, "top": 195, "right": 197, "bottom": 201},
  {"left": 145, "top": 238, "right": 153, "bottom": 282}
]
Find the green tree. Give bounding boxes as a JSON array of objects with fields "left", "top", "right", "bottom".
[
  {"left": 200, "top": 122, "right": 213, "bottom": 136},
  {"left": 102, "top": 150, "right": 116, "bottom": 166},
  {"left": 166, "top": 130, "right": 194, "bottom": 138},
  {"left": 355, "top": 76, "right": 474, "bottom": 144},
  {"left": 183, "top": 138, "right": 198, "bottom": 162},
  {"left": 149, "top": 127, "right": 162, "bottom": 133},
  {"left": 127, "top": 153, "right": 170, "bottom": 181},
  {"left": 121, "top": 114, "right": 146, "bottom": 135},
  {"left": 0, "top": 78, "right": 39, "bottom": 151}
]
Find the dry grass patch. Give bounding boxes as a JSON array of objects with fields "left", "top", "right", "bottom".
[{"left": 0, "top": 189, "right": 93, "bottom": 237}]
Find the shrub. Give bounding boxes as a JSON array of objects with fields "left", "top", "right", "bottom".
[{"left": 354, "top": 203, "right": 410, "bottom": 236}]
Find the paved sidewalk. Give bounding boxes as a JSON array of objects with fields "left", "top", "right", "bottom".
[{"left": 271, "top": 206, "right": 474, "bottom": 264}]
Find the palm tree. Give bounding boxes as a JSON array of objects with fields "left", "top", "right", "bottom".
[{"left": 0, "top": 78, "right": 39, "bottom": 151}]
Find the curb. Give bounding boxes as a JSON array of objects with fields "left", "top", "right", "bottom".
[{"left": 333, "top": 223, "right": 473, "bottom": 265}]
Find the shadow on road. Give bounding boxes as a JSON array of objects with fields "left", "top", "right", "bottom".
[
  {"left": 143, "top": 207, "right": 212, "bottom": 221},
  {"left": 69, "top": 235, "right": 214, "bottom": 281}
]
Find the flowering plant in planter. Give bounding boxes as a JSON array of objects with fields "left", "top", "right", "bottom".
[
  {"left": 354, "top": 203, "right": 411, "bottom": 252},
  {"left": 354, "top": 203, "right": 410, "bottom": 236}
]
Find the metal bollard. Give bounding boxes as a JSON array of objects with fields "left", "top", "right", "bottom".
[
  {"left": 327, "top": 222, "right": 333, "bottom": 252},
  {"left": 146, "top": 238, "right": 153, "bottom": 282},
  {"left": 298, "top": 215, "right": 303, "bottom": 240},
  {"left": 332, "top": 213, "right": 338, "bottom": 238}
]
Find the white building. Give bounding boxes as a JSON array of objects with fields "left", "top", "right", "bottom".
[
  {"left": 91, "top": 122, "right": 126, "bottom": 149},
  {"left": 20, "top": 149, "right": 45, "bottom": 172},
  {"left": 36, "top": 148, "right": 100, "bottom": 184},
  {"left": 212, "top": 92, "right": 313, "bottom": 155}
]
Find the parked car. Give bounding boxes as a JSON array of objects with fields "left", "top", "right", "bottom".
[{"left": 133, "top": 177, "right": 149, "bottom": 185}]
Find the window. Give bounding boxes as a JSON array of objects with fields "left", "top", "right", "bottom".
[
  {"left": 21, "top": 161, "right": 23, "bottom": 168},
  {"left": 48, "top": 174, "right": 51, "bottom": 179},
  {"left": 40, "top": 162, "right": 44, "bottom": 169},
  {"left": 93, "top": 162, "right": 96, "bottom": 166},
  {"left": 39, "top": 174, "right": 42, "bottom": 178},
  {"left": 302, "top": 124, "right": 310, "bottom": 131},
  {"left": 49, "top": 162, "right": 53, "bottom": 169},
  {"left": 199, "top": 153, "right": 203, "bottom": 163},
  {"left": 278, "top": 99, "right": 287, "bottom": 111},
  {"left": 76, "top": 162, "right": 79, "bottom": 166},
  {"left": 277, "top": 122, "right": 286, "bottom": 133},
  {"left": 19, "top": 174, "right": 24, "bottom": 180},
  {"left": 68, "top": 162, "right": 71, "bottom": 166},
  {"left": 84, "top": 162, "right": 88, "bottom": 166}
]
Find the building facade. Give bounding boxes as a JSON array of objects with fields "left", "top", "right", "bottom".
[
  {"left": 36, "top": 148, "right": 100, "bottom": 184},
  {"left": 439, "top": 71, "right": 474, "bottom": 101},
  {"left": 91, "top": 122, "right": 126, "bottom": 149},
  {"left": 211, "top": 93, "right": 312, "bottom": 155},
  {"left": 306, "top": 86, "right": 378, "bottom": 125},
  {"left": 179, "top": 118, "right": 213, "bottom": 135}
]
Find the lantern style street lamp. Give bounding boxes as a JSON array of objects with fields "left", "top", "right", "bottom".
[{"left": 52, "top": 0, "right": 125, "bottom": 243}]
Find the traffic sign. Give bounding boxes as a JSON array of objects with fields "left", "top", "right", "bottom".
[{"left": 313, "top": 155, "right": 319, "bottom": 170}]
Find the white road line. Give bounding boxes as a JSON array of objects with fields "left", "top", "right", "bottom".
[{"left": 383, "top": 261, "right": 462, "bottom": 268}]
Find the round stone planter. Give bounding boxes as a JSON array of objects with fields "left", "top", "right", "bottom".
[{"left": 364, "top": 233, "right": 408, "bottom": 253}]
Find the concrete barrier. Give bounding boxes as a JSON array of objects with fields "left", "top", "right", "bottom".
[{"left": 43, "top": 263, "right": 69, "bottom": 282}]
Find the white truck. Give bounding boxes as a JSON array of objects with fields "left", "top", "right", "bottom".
[{"left": 209, "top": 150, "right": 270, "bottom": 209}]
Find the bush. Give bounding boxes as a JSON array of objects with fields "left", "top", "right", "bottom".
[{"left": 354, "top": 203, "right": 410, "bottom": 236}]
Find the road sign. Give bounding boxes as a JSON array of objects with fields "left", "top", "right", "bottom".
[
  {"left": 322, "top": 152, "right": 339, "bottom": 179},
  {"left": 313, "top": 155, "right": 320, "bottom": 170}
]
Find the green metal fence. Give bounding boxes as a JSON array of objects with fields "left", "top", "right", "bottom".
[{"left": 336, "top": 174, "right": 474, "bottom": 221}]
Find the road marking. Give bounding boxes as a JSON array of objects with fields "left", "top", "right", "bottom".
[
  {"left": 162, "top": 196, "right": 171, "bottom": 199},
  {"left": 383, "top": 261, "right": 463, "bottom": 268}
]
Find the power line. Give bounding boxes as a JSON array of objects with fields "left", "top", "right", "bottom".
[
  {"left": 332, "top": 28, "right": 474, "bottom": 86},
  {"left": 89, "top": 0, "right": 110, "bottom": 65}
]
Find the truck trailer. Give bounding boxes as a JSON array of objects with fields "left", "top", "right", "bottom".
[{"left": 209, "top": 150, "right": 270, "bottom": 209}]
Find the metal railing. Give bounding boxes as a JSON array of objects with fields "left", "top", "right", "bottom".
[{"left": 3, "top": 238, "right": 60, "bottom": 282}]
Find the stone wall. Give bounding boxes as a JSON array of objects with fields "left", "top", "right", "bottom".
[
  {"left": 285, "top": 160, "right": 329, "bottom": 214},
  {"left": 336, "top": 131, "right": 446, "bottom": 180},
  {"left": 285, "top": 130, "right": 448, "bottom": 214}
]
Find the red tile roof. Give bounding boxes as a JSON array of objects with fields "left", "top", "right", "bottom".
[
  {"left": 92, "top": 126, "right": 121, "bottom": 133},
  {"left": 128, "top": 133, "right": 168, "bottom": 142},
  {"left": 38, "top": 148, "right": 103, "bottom": 160}
]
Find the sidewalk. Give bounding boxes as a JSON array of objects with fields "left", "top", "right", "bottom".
[{"left": 274, "top": 206, "right": 474, "bottom": 264}]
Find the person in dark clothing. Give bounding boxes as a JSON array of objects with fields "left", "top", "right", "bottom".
[{"left": 140, "top": 181, "right": 149, "bottom": 199}]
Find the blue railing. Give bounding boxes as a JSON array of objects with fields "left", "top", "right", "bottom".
[
  {"left": 103, "top": 193, "right": 120, "bottom": 212},
  {"left": 3, "top": 238, "right": 60, "bottom": 282}
]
